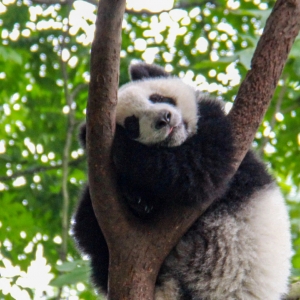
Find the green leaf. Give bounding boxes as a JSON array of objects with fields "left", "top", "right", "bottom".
[
  {"left": 230, "top": 9, "right": 272, "bottom": 25},
  {"left": 0, "top": 46, "right": 22, "bottom": 64},
  {"left": 236, "top": 48, "right": 255, "bottom": 69},
  {"left": 293, "top": 253, "right": 300, "bottom": 269},
  {"left": 50, "top": 264, "right": 90, "bottom": 287},
  {"left": 55, "top": 260, "right": 88, "bottom": 272}
]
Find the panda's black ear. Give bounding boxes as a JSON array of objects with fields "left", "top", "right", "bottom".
[
  {"left": 129, "top": 63, "right": 170, "bottom": 81},
  {"left": 78, "top": 123, "right": 86, "bottom": 149}
]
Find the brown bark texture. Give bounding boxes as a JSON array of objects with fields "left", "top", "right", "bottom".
[
  {"left": 228, "top": 0, "right": 300, "bottom": 165},
  {"left": 86, "top": 0, "right": 300, "bottom": 299}
]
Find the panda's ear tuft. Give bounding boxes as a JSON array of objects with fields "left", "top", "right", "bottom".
[{"left": 129, "top": 63, "right": 170, "bottom": 81}]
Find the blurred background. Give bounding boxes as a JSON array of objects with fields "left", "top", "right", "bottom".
[{"left": 0, "top": 0, "right": 300, "bottom": 299}]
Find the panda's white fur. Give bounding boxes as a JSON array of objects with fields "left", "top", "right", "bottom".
[
  {"left": 155, "top": 184, "right": 291, "bottom": 300},
  {"left": 73, "top": 63, "right": 292, "bottom": 300},
  {"left": 117, "top": 77, "right": 198, "bottom": 146}
]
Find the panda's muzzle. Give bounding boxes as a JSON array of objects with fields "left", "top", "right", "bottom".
[{"left": 155, "top": 111, "right": 172, "bottom": 130}]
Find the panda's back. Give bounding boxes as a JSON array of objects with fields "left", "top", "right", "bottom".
[{"left": 155, "top": 152, "right": 291, "bottom": 300}]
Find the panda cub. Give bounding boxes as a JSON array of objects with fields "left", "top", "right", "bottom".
[{"left": 73, "top": 63, "right": 291, "bottom": 299}]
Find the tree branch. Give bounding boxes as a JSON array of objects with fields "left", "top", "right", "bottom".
[
  {"left": 281, "top": 96, "right": 300, "bottom": 114},
  {"left": 58, "top": 3, "right": 78, "bottom": 265},
  {"left": 87, "top": 0, "right": 300, "bottom": 299},
  {"left": 227, "top": 0, "right": 300, "bottom": 168},
  {"left": 258, "top": 74, "right": 287, "bottom": 156},
  {"left": 0, "top": 157, "right": 84, "bottom": 182}
]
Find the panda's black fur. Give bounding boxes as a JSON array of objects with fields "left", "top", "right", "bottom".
[{"left": 73, "top": 63, "right": 291, "bottom": 299}]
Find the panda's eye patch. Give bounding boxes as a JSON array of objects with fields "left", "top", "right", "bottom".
[
  {"left": 124, "top": 115, "right": 140, "bottom": 139},
  {"left": 149, "top": 94, "right": 176, "bottom": 106}
]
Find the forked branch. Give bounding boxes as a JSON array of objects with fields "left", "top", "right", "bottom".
[{"left": 86, "top": 0, "right": 300, "bottom": 299}]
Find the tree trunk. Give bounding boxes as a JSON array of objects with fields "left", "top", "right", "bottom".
[{"left": 86, "top": 0, "right": 300, "bottom": 298}]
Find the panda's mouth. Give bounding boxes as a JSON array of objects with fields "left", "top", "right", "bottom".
[
  {"left": 167, "top": 124, "right": 180, "bottom": 138},
  {"left": 168, "top": 121, "right": 183, "bottom": 136}
]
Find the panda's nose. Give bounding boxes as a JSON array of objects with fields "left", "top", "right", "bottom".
[{"left": 155, "top": 111, "right": 172, "bottom": 129}]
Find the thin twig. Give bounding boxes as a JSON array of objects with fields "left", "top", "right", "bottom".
[
  {"left": 58, "top": 0, "right": 78, "bottom": 282},
  {"left": 0, "top": 157, "right": 84, "bottom": 182},
  {"left": 281, "top": 97, "right": 300, "bottom": 114}
]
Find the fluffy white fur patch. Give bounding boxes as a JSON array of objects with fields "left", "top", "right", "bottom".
[
  {"left": 156, "top": 184, "right": 291, "bottom": 300},
  {"left": 155, "top": 278, "right": 181, "bottom": 300},
  {"left": 117, "top": 77, "right": 198, "bottom": 146}
]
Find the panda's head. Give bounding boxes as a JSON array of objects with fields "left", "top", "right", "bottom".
[{"left": 116, "top": 63, "right": 198, "bottom": 147}]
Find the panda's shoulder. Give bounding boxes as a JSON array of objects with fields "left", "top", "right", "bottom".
[{"left": 196, "top": 95, "right": 226, "bottom": 119}]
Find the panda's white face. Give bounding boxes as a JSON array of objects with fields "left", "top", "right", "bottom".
[{"left": 117, "top": 77, "right": 198, "bottom": 147}]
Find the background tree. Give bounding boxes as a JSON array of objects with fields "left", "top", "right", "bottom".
[{"left": 1, "top": 0, "right": 300, "bottom": 299}]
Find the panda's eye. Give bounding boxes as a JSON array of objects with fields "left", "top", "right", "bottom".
[
  {"left": 149, "top": 94, "right": 176, "bottom": 106},
  {"left": 124, "top": 115, "right": 140, "bottom": 139}
]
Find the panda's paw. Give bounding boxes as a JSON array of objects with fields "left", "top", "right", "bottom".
[{"left": 123, "top": 193, "right": 155, "bottom": 218}]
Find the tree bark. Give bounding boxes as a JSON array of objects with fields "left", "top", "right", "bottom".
[
  {"left": 86, "top": 0, "right": 300, "bottom": 299},
  {"left": 228, "top": 0, "right": 300, "bottom": 166}
]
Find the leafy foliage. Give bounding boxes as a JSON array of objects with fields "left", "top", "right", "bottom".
[{"left": 0, "top": 0, "right": 299, "bottom": 298}]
